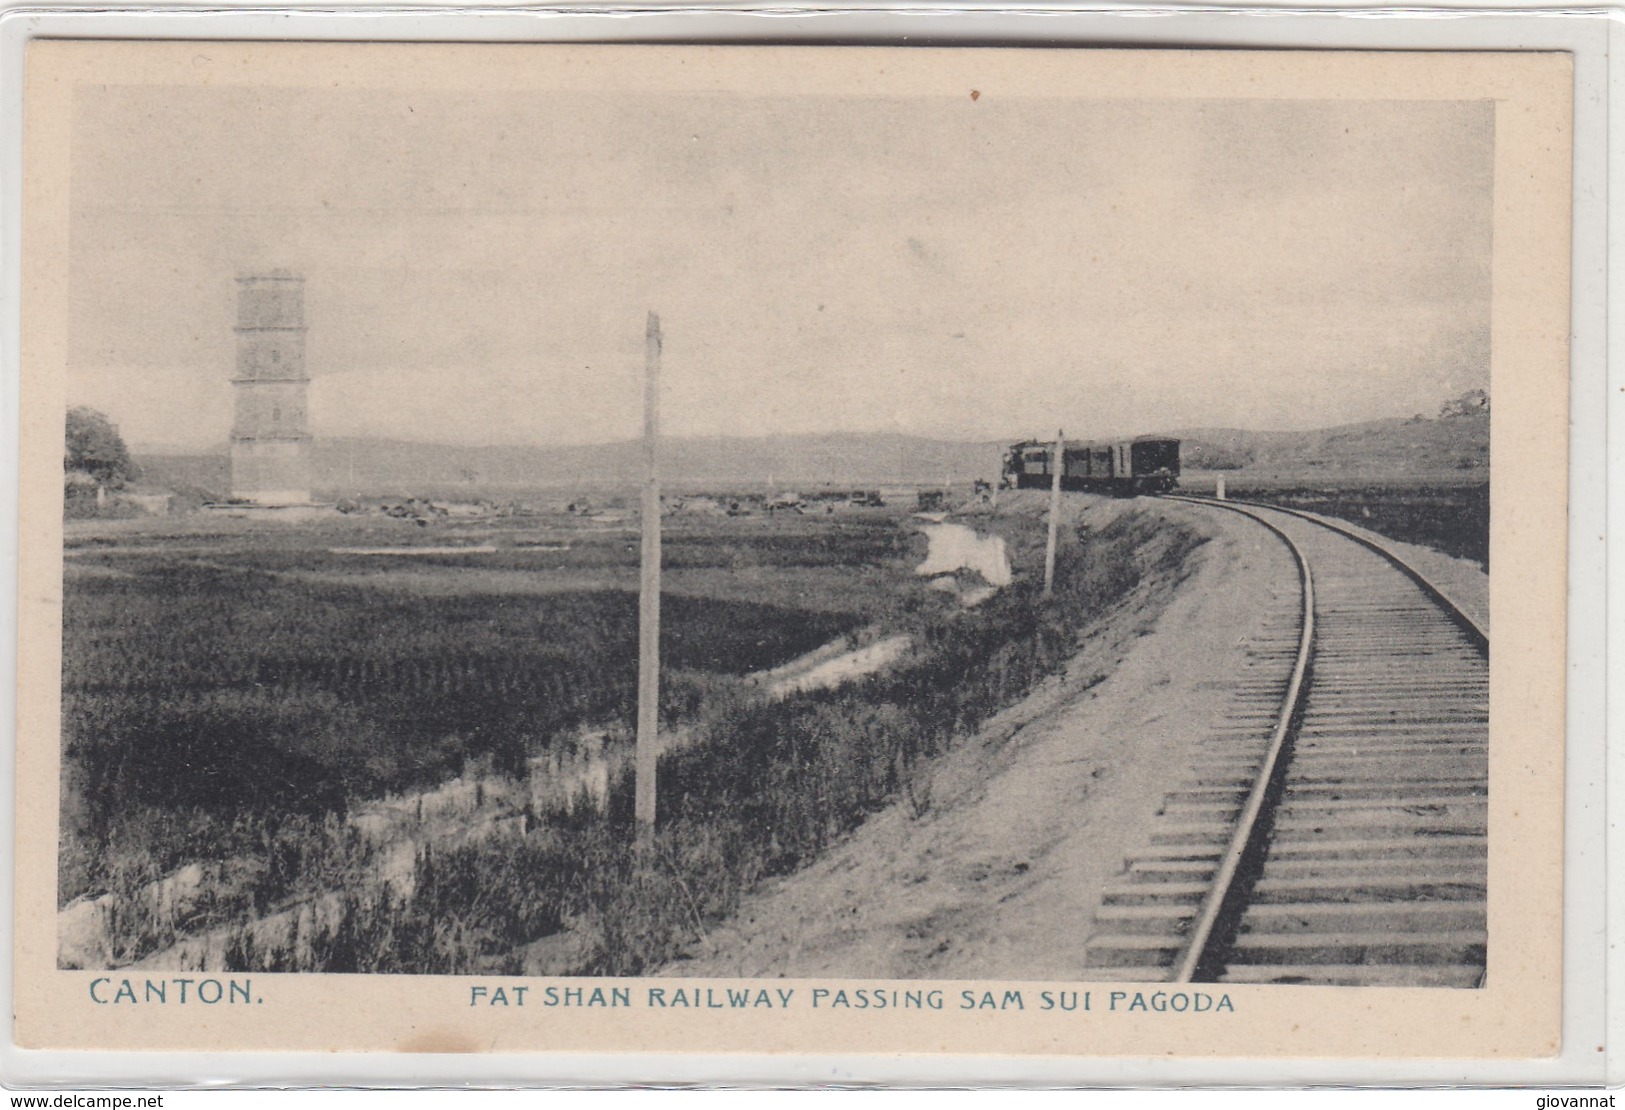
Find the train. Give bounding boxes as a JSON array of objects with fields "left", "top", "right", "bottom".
[{"left": 1002, "top": 436, "right": 1181, "bottom": 496}]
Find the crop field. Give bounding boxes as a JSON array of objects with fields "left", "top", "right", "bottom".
[
  {"left": 59, "top": 499, "right": 1200, "bottom": 972},
  {"left": 61, "top": 513, "right": 925, "bottom": 898}
]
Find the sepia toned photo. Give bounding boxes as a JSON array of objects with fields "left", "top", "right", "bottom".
[{"left": 14, "top": 42, "right": 1571, "bottom": 1058}]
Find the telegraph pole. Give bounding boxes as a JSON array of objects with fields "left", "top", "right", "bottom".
[
  {"left": 1043, "top": 429, "right": 1064, "bottom": 596},
  {"left": 635, "top": 312, "right": 663, "bottom": 839}
]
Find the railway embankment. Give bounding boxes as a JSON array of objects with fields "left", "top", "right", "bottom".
[{"left": 658, "top": 497, "right": 1307, "bottom": 980}]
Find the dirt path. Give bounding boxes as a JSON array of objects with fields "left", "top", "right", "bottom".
[{"left": 659, "top": 499, "right": 1309, "bottom": 980}]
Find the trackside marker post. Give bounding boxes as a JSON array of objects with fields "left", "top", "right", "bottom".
[
  {"left": 1044, "top": 429, "right": 1064, "bottom": 596},
  {"left": 636, "top": 311, "right": 662, "bottom": 838}
]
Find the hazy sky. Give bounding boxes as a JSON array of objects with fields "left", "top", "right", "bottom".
[{"left": 67, "top": 84, "right": 1493, "bottom": 450}]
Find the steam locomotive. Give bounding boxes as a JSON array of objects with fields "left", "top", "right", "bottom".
[{"left": 1002, "top": 436, "right": 1181, "bottom": 496}]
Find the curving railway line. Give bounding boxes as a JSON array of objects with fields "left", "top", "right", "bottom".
[{"left": 1084, "top": 496, "right": 1489, "bottom": 987}]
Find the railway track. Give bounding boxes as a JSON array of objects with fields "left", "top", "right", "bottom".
[{"left": 1084, "top": 497, "right": 1488, "bottom": 987}]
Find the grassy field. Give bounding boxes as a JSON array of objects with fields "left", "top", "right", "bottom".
[
  {"left": 214, "top": 508, "right": 1202, "bottom": 975},
  {"left": 60, "top": 512, "right": 931, "bottom": 916},
  {"left": 60, "top": 500, "right": 1202, "bottom": 972}
]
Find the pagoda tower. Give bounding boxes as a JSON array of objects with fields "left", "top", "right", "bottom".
[{"left": 229, "top": 271, "right": 312, "bottom": 504}]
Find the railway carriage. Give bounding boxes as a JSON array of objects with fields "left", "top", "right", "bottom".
[{"left": 1003, "top": 436, "right": 1181, "bottom": 496}]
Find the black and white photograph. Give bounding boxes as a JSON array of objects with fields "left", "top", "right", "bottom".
[{"left": 16, "top": 41, "right": 1571, "bottom": 1057}]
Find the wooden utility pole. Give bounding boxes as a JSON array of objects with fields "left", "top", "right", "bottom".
[
  {"left": 635, "top": 311, "right": 663, "bottom": 837},
  {"left": 1043, "top": 429, "right": 1064, "bottom": 596}
]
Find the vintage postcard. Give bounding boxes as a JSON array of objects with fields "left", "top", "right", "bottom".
[{"left": 14, "top": 41, "right": 1571, "bottom": 1060}]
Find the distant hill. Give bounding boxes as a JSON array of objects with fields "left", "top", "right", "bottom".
[
  {"left": 132, "top": 415, "right": 1488, "bottom": 501},
  {"left": 131, "top": 453, "right": 231, "bottom": 497},
  {"left": 1167, "top": 414, "right": 1489, "bottom": 481},
  {"left": 136, "top": 434, "right": 1008, "bottom": 500}
]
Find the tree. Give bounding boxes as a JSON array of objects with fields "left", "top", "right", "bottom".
[{"left": 65, "top": 406, "right": 136, "bottom": 491}]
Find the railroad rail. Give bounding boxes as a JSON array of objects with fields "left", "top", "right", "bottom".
[{"left": 1084, "top": 496, "right": 1489, "bottom": 987}]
